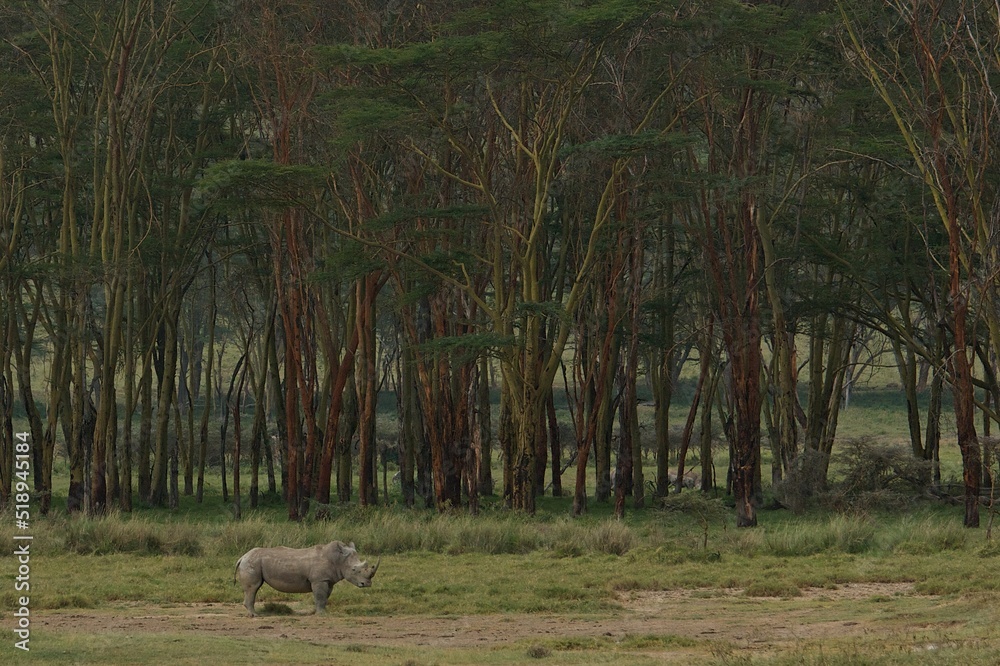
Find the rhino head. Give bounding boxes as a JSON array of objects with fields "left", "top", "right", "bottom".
[{"left": 340, "top": 542, "right": 380, "bottom": 588}]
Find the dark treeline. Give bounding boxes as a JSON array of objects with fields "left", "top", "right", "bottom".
[{"left": 1, "top": 0, "right": 998, "bottom": 526}]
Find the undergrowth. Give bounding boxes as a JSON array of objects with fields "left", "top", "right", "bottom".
[{"left": 0, "top": 501, "right": 992, "bottom": 561}]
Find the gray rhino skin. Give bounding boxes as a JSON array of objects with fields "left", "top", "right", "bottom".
[{"left": 234, "top": 541, "right": 379, "bottom": 617}]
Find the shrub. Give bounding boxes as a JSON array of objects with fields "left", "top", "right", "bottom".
[
  {"left": 162, "top": 523, "right": 205, "bottom": 556},
  {"left": 720, "top": 526, "right": 765, "bottom": 557},
  {"left": 835, "top": 438, "right": 931, "bottom": 495},
  {"left": 49, "top": 594, "right": 96, "bottom": 609},
  {"left": 448, "top": 517, "right": 540, "bottom": 555},
  {"left": 548, "top": 520, "right": 586, "bottom": 557},
  {"left": 828, "top": 514, "right": 877, "bottom": 553},
  {"left": 765, "top": 524, "right": 825, "bottom": 557},
  {"left": 212, "top": 517, "right": 272, "bottom": 555}
]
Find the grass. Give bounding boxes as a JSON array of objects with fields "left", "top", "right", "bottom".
[
  {"left": 1, "top": 503, "right": 999, "bottom": 663},
  {"left": 3, "top": 359, "right": 998, "bottom": 663}
]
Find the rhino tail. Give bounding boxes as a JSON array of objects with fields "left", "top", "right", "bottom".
[{"left": 234, "top": 555, "right": 243, "bottom": 584}]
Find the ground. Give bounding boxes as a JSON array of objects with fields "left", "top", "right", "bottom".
[{"left": 28, "top": 582, "right": 961, "bottom": 664}]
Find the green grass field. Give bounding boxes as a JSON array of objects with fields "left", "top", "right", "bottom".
[
  {"left": 2, "top": 487, "right": 999, "bottom": 664},
  {"left": 4, "top": 370, "right": 1000, "bottom": 664}
]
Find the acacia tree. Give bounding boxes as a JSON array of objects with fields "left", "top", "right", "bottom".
[
  {"left": 228, "top": 0, "right": 330, "bottom": 520},
  {"left": 841, "top": 0, "right": 999, "bottom": 526},
  {"left": 2, "top": 0, "right": 231, "bottom": 514},
  {"left": 0, "top": 3, "right": 47, "bottom": 509},
  {"left": 473, "top": 2, "right": 676, "bottom": 512},
  {"left": 676, "top": 2, "right": 780, "bottom": 526},
  {"left": 85, "top": 0, "right": 210, "bottom": 513},
  {"left": 17, "top": 0, "right": 99, "bottom": 514},
  {"left": 566, "top": 221, "right": 628, "bottom": 515}
]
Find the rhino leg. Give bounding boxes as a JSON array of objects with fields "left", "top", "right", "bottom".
[
  {"left": 243, "top": 582, "right": 263, "bottom": 617},
  {"left": 236, "top": 557, "right": 264, "bottom": 617},
  {"left": 310, "top": 580, "right": 332, "bottom": 614}
]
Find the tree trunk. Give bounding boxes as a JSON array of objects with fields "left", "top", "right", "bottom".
[
  {"left": 949, "top": 294, "right": 981, "bottom": 527},
  {"left": 758, "top": 212, "right": 797, "bottom": 483},
  {"left": 337, "top": 373, "right": 358, "bottom": 504},
  {"left": 196, "top": 260, "right": 217, "bottom": 503},
  {"left": 399, "top": 341, "right": 419, "bottom": 507},
  {"left": 677, "top": 318, "right": 711, "bottom": 494},
  {"left": 499, "top": 386, "right": 514, "bottom": 507},
  {"left": 477, "top": 356, "right": 494, "bottom": 497},
  {"left": 12, "top": 301, "right": 45, "bottom": 508},
  {"left": 248, "top": 353, "right": 269, "bottom": 509},
  {"left": 546, "top": 392, "right": 561, "bottom": 497},
  {"left": 150, "top": 306, "right": 179, "bottom": 507},
  {"left": 138, "top": 302, "right": 154, "bottom": 501},
  {"left": 355, "top": 276, "right": 380, "bottom": 507}
]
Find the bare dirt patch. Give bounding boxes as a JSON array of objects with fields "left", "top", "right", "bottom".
[
  {"left": 617, "top": 582, "right": 931, "bottom": 647},
  {"left": 35, "top": 583, "right": 939, "bottom": 652}
]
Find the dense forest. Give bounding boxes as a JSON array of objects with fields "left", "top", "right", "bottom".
[{"left": 1, "top": 0, "right": 998, "bottom": 528}]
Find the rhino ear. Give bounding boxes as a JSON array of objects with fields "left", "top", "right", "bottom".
[{"left": 348, "top": 541, "right": 355, "bottom": 550}]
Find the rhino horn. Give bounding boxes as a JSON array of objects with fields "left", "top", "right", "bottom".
[{"left": 370, "top": 556, "right": 381, "bottom": 577}]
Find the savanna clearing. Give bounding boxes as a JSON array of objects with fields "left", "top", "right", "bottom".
[{"left": 3, "top": 501, "right": 1000, "bottom": 665}]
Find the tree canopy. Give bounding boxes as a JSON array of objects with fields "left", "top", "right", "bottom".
[{"left": 2, "top": 0, "right": 999, "bottom": 526}]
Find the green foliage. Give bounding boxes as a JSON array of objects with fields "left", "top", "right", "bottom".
[
  {"left": 415, "top": 332, "right": 517, "bottom": 363},
  {"left": 195, "top": 159, "right": 328, "bottom": 212},
  {"left": 4, "top": 0, "right": 1000, "bottom": 622},
  {"left": 822, "top": 438, "right": 933, "bottom": 512},
  {"left": 586, "top": 519, "right": 637, "bottom": 555},
  {"left": 563, "top": 130, "right": 699, "bottom": 160}
]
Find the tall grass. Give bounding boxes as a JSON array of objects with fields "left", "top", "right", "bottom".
[
  {"left": 2, "top": 508, "right": 641, "bottom": 558},
  {"left": 758, "top": 512, "right": 978, "bottom": 557},
  {"left": 763, "top": 515, "right": 877, "bottom": 556},
  {"left": 60, "top": 512, "right": 204, "bottom": 556},
  {"left": 1, "top": 502, "right": 990, "bottom": 562}
]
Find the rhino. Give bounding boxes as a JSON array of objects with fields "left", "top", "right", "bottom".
[
  {"left": 668, "top": 469, "right": 701, "bottom": 490},
  {"left": 234, "top": 541, "right": 379, "bottom": 617}
]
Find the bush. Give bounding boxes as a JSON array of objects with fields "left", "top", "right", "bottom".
[
  {"left": 836, "top": 438, "right": 931, "bottom": 494},
  {"left": 828, "top": 514, "right": 877, "bottom": 553},
  {"left": 712, "top": 525, "right": 764, "bottom": 557},
  {"left": 448, "top": 516, "right": 541, "bottom": 555},
  {"left": 526, "top": 645, "right": 552, "bottom": 659},
  {"left": 260, "top": 602, "right": 294, "bottom": 615},
  {"left": 821, "top": 438, "right": 931, "bottom": 513}
]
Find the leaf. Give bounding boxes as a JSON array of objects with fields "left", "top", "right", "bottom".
[
  {"left": 194, "top": 160, "right": 327, "bottom": 212},
  {"left": 562, "top": 130, "right": 697, "bottom": 159}
]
